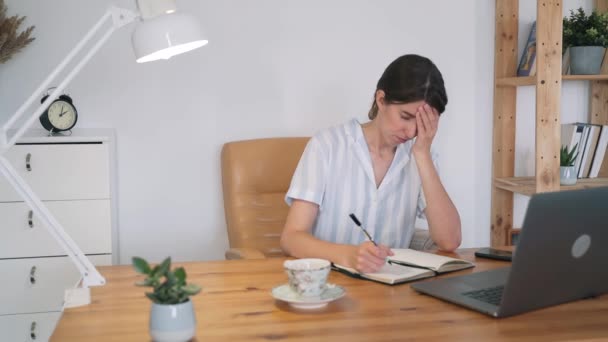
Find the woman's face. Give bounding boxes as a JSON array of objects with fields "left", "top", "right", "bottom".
[{"left": 376, "top": 92, "right": 426, "bottom": 147}]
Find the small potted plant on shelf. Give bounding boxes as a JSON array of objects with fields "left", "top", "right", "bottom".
[
  {"left": 563, "top": 8, "right": 608, "bottom": 74},
  {"left": 560, "top": 143, "right": 579, "bottom": 185},
  {"left": 132, "top": 256, "right": 202, "bottom": 342}
]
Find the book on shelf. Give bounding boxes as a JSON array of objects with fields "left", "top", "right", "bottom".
[
  {"left": 561, "top": 122, "right": 585, "bottom": 171},
  {"left": 575, "top": 124, "right": 591, "bottom": 176},
  {"left": 517, "top": 21, "right": 537, "bottom": 77},
  {"left": 590, "top": 125, "right": 608, "bottom": 178},
  {"left": 561, "top": 122, "right": 584, "bottom": 151},
  {"left": 332, "top": 249, "right": 475, "bottom": 285},
  {"left": 578, "top": 124, "right": 601, "bottom": 178}
]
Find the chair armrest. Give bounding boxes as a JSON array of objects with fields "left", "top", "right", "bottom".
[
  {"left": 409, "top": 228, "right": 437, "bottom": 251},
  {"left": 225, "top": 247, "right": 266, "bottom": 260}
]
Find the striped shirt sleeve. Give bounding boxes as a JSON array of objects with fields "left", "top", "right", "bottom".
[
  {"left": 285, "top": 136, "right": 328, "bottom": 207},
  {"left": 416, "top": 149, "right": 441, "bottom": 219}
]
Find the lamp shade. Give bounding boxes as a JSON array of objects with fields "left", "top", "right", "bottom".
[{"left": 132, "top": 12, "right": 208, "bottom": 63}]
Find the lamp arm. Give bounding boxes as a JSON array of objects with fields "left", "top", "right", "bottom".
[
  {"left": 0, "top": 6, "right": 138, "bottom": 290},
  {"left": 1, "top": 6, "right": 138, "bottom": 151}
]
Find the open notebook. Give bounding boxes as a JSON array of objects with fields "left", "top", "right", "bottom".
[{"left": 332, "top": 249, "right": 475, "bottom": 285}]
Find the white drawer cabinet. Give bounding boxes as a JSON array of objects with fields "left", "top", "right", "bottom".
[
  {"left": 0, "top": 129, "right": 117, "bottom": 329},
  {"left": 0, "top": 200, "right": 112, "bottom": 259},
  {"left": 0, "top": 312, "right": 62, "bottom": 342},
  {"left": 0, "top": 256, "right": 85, "bottom": 315},
  {"left": 0, "top": 255, "right": 110, "bottom": 315},
  {"left": 0, "top": 129, "right": 116, "bottom": 262},
  {"left": 0, "top": 143, "right": 110, "bottom": 201}
]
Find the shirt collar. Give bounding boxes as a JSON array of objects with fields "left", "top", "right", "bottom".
[
  {"left": 345, "top": 118, "right": 364, "bottom": 144},
  {"left": 346, "top": 117, "right": 413, "bottom": 156},
  {"left": 345, "top": 118, "right": 414, "bottom": 190}
]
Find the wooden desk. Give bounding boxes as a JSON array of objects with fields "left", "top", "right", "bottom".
[{"left": 52, "top": 249, "right": 608, "bottom": 341}]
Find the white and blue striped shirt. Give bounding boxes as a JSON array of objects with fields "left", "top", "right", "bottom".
[{"left": 286, "top": 119, "right": 439, "bottom": 248}]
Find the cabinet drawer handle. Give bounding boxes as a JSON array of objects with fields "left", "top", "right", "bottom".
[
  {"left": 26, "top": 153, "right": 32, "bottom": 171},
  {"left": 30, "top": 321, "right": 37, "bottom": 340},
  {"left": 29, "top": 266, "right": 37, "bottom": 285},
  {"left": 28, "top": 210, "right": 34, "bottom": 228}
]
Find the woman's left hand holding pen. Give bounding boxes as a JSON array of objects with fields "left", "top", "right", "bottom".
[{"left": 345, "top": 242, "right": 394, "bottom": 273}]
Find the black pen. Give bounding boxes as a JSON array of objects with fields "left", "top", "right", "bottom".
[{"left": 349, "top": 213, "right": 378, "bottom": 246}]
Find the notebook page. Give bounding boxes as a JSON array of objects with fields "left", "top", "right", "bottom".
[{"left": 389, "top": 249, "right": 471, "bottom": 271}]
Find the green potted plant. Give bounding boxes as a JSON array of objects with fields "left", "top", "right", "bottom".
[
  {"left": 560, "top": 143, "right": 579, "bottom": 185},
  {"left": 563, "top": 8, "right": 608, "bottom": 74},
  {"left": 133, "top": 256, "right": 201, "bottom": 342}
]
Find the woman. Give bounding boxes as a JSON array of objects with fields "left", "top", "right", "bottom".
[{"left": 280, "top": 54, "right": 461, "bottom": 273}]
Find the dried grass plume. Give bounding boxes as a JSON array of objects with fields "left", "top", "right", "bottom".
[{"left": 0, "top": 0, "right": 35, "bottom": 64}]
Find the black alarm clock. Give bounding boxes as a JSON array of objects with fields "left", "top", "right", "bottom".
[{"left": 39, "top": 94, "right": 78, "bottom": 132}]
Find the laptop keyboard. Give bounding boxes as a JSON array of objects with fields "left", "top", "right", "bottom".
[{"left": 462, "top": 285, "right": 504, "bottom": 306}]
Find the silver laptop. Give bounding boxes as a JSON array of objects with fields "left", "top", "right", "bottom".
[{"left": 411, "top": 187, "right": 608, "bottom": 318}]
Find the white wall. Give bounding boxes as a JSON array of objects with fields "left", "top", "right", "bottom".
[{"left": 1, "top": 0, "right": 495, "bottom": 264}]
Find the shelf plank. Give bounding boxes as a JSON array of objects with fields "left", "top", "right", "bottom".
[
  {"left": 564, "top": 75, "right": 608, "bottom": 81},
  {"left": 496, "top": 74, "right": 608, "bottom": 87},
  {"left": 496, "top": 76, "right": 535, "bottom": 86},
  {"left": 494, "top": 177, "right": 608, "bottom": 196}
]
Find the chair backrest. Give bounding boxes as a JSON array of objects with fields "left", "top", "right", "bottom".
[{"left": 221, "top": 137, "right": 309, "bottom": 258}]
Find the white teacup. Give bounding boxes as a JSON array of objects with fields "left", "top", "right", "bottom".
[{"left": 283, "top": 258, "right": 331, "bottom": 298}]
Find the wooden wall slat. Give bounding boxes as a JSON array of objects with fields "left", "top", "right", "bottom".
[
  {"left": 591, "top": 1, "right": 608, "bottom": 176},
  {"left": 591, "top": 0, "right": 608, "bottom": 127},
  {"left": 595, "top": 0, "right": 608, "bottom": 13},
  {"left": 535, "top": 0, "right": 562, "bottom": 193},
  {"left": 491, "top": 0, "right": 518, "bottom": 246}
]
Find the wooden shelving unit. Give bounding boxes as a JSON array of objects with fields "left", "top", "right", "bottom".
[{"left": 491, "top": 0, "right": 608, "bottom": 246}]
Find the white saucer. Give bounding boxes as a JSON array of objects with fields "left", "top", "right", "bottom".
[{"left": 271, "top": 283, "right": 346, "bottom": 309}]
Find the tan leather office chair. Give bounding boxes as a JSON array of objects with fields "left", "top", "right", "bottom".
[
  {"left": 221, "top": 137, "right": 435, "bottom": 260},
  {"left": 222, "top": 138, "right": 309, "bottom": 259}
]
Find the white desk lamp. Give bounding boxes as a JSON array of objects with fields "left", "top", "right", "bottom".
[{"left": 0, "top": 0, "right": 207, "bottom": 302}]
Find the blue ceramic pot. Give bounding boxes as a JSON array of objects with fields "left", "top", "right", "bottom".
[
  {"left": 570, "top": 46, "right": 605, "bottom": 75},
  {"left": 149, "top": 300, "right": 196, "bottom": 342},
  {"left": 560, "top": 166, "right": 577, "bottom": 186}
]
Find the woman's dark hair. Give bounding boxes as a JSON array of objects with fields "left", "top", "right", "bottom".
[{"left": 368, "top": 54, "right": 448, "bottom": 120}]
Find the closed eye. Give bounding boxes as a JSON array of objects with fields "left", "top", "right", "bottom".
[{"left": 401, "top": 111, "right": 416, "bottom": 120}]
